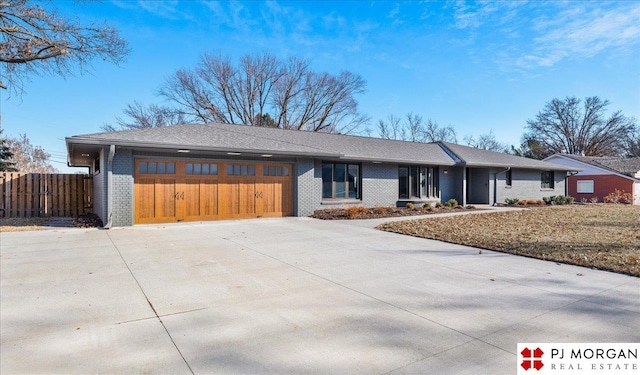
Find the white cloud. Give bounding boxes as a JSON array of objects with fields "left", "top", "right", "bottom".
[
  {"left": 451, "top": 1, "right": 640, "bottom": 71},
  {"left": 519, "top": 4, "right": 640, "bottom": 69}
]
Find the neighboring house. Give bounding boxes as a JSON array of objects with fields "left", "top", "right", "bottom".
[
  {"left": 66, "top": 123, "right": 575, "bottom": 227},
  {"left": 544, "top": 154, "right": 640, "bottom": 205}
]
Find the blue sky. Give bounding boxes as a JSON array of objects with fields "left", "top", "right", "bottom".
[{"left": 2, "top": 0, "right": 639, "bottom": 172}]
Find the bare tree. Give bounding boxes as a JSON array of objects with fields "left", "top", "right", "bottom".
[
  {"left": 464, "top": 130, "right": 509, "bottom": 153},
  {"left": 624, "top": 124, "right": 640, "bottom": 157},
  {"left": 155, "top": 52, "right": 367, "bottom": 133},
  {"left": 377, "top": 114, "right": 405, "bottom": 140},
  {"left": 524, "top": 96, "right": 637, "bottom": 157},
  {"left": 0, "top": 0, "right": 128, "bottom": 94},
  {"left": 423, "top": 119, "right": 457, "bottom": 143},
  {"left": 102, "top": 101, "right": 188, "bottom": 131},
  {"left": 5, "top": 133, "right": 56, "bottom": 172},
  {"left": 405, "top": 112, "right": 424, "bottom": 142},
  {"left": 377, "top": 114, "right": 457, "bottom": 143}
]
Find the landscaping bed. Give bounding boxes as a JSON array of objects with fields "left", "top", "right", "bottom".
[
  {"left": 377, "top": 205, "right": 640, "bottom": 277},
  {"left": 311, "top": 203, "right": 477, "bottom": 220},
  {"left": 0, "top": 214, "right": 103, "bottom": 232}
]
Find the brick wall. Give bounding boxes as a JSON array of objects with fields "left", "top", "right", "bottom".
[
  {"left": 568, "top": 174, "right": 634, "bottom": 203},
  {"left": 294, "top": 161, "right": 400, "bottom": 216},
  {"left": 361, "top": 163, "right": 398, "bottom": 207},
  {"left": 496, "top": 168, "right": 566, "bottom": 204},
  {"left": 111, "top": 148, "right": 134, "bottom": 227},
  {"left": 295, "top": 158, "right": 316, "bottom": 216}
]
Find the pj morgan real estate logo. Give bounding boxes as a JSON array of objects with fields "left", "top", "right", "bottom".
[{"left": 517, "top": 343, "right": 639, "bottom": 374}]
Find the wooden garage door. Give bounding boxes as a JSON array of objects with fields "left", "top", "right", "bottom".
[{"left": 134, "top": 159, "right": 293, "bottom": 224}]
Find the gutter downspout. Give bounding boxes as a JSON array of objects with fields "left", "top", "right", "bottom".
[
  {"left": 494, "top": 167, "right": 511, "bottom": 206},
  {"left": 565, "top": 170, "right": 579, "bottom": 197},
  {"left": 104, "top": 145, "right": 116, "bottom": 229}
]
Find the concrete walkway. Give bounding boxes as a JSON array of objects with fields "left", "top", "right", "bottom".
[
  {"left": 342, "top": 205, "right": 525, "bottom": 228},
  {"left": 1, "top": 217, "right": 638, "bottom": 374}
]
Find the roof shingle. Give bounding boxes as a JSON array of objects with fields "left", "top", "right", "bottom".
[{"left": 67, "top": 123, "right": 573, "bottom": 170}]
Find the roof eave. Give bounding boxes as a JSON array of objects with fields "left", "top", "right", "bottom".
[{"left": 66, "top": 136, "right": 343, "bottom": 159}]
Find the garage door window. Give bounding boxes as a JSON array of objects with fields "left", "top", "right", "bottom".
[
  {"left": 264, "top": 165, "right": 289, "bottom": 176},
  {"left": 186, "top": 163, "right": 218, "bottom": 175},
  {"left": 139, "top": 161, "right": 175, "bottom": 175},
  {"left": 227, "top": 164, "right": 255, "bottom": 176}
]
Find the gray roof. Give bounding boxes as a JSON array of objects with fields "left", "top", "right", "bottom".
[
  {"left": 66, "top": 123, "right": 573, "bottom": 171},
  {"left": 440, "top": 142, "right": 572, "bottom": 171},
  {"left": 558, "top": 154, "right": 640, "bottom": 177}
]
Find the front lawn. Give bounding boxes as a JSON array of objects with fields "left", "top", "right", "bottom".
[{"left": 377, "top": 205, "right": 640, "bottom": 277}]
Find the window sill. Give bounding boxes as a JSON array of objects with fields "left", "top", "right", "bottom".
[
  {"left": 321, "top": 199, "right": 362, "bottom": 206},
  {"left": 397, "top": 198, "right": 439, "bottom": 202},
  {"left": 540, "top": 188, "right": 555, "bottom": 191}
]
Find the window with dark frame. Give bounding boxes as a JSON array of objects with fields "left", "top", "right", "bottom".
[
  {"left": 399, "top": 166, "right": 439, "bottom": 199},
  {"left": 186, "top": 163, "right": 217, "bottom": 175},
  {"left": 541, "top": 171, "right": 554, "bottom": 189},
  {"left": 322, "top": 162, "right": 361, "bottom": 199},
  {"left": 138, "top": 161, "right": 176, "bottom": 175},
  {"left": 226, "top": 164, "right": 255, "bottom": 176},
  {"left": 263, "top": 165, "right": 289, "bottom": 177},
  {"left": 505, "top": 169, "right": 512, "bottom": 187},
  {"left": 94, "top": 156, "right": 100, "bottom": 174}
]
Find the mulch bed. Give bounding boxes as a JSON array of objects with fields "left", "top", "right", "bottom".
[
  {"left": 72, "top": 214, "right": 104, "bottom": 228},
  {"left": 0, "top": 214, "right": 103, "bottom": 232},
  {"left": 311, "top": 205, "right": 477, "bottom": 220}
]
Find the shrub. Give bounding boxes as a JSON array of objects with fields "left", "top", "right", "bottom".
[
  {"left": 526, "top": 199, "right": 539, "bottom": 205},
  {"left": 435, "top": 201, "right": 444, "bottom": 208},
  {"left": 517, "top": 200, "right": 527, "bottom": 206},
  {"left": 444, "top": 198, "right": 459, "bottom": 208},
  {"left": 536, "top": 200, "right": 545, "bottom": 205},
  {"left": 422, "top": 203, "right": 432, "bottom": 209},
  {"left": 345, "top": 206, "right": 367, "bottom": 218},
  {"left": 466, "top": 205, "right": 476, "bottom": 209},
  {"left": 454, "top": 205, "right": 464, "bottom": 209},
  {"left": 589, "top": 197, "right": 599, "bottom": 204},
  {"left": 556, "top": 195, "right": 574, "bottom": 204},
  {"left": 406, "top": 202, "right": 415, "bottom": 210},
  {"left": 543, "top": 195, "right": 574, "bottom": 205},
  {"left": 505, "top": 198, "right": 520, "bottom": 205},
  {"left": 604, "top": 189, "right": 633, "bottom": 204},
  {"left": 372, "top": 206, "right": 389, "bottom": 215}
]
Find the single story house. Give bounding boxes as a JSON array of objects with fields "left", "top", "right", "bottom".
[
  {"left": 544, "top": 154, "right": 640, "bottom": 205},
  {"left": 66, "top": 123, "right": 575, "bottom": 227}
]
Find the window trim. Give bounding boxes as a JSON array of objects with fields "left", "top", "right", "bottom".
[
  {"left": 576, "top": 180, "right": 594, "bottom": 194},
  {"left": 321, "top": 162, "right": 361, "bottom": 200},
  {"left": 541, "top": 171, "right": 555, "bottom": 189},
  {"left": 399, "top": 165, "right": 439, "bottom": 199},
  {"left": 505, "top": 169, "right": 512, "bottom": 187}
]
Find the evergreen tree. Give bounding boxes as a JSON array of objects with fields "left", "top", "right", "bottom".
[{"left": 0, "top": 129, "right": 18, "bottom": 171}]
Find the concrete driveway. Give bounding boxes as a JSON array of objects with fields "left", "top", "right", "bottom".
[{"left": 1, "top": 217, "right": 638, "bottom": 374}]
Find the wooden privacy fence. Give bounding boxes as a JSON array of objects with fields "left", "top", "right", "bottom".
[{"left": 0, "top": 173, "right": 93, "bottom": 218}]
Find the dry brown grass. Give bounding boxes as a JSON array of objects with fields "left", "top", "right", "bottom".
[
  {"left": 377, "top": 205, "right": 640, "bottom": 277},
  {"left": 0, "top": 217, "right": 50, "bottom": 232},
  {"left": 0, "top": 214, "right": 102, "bottom": 232}
]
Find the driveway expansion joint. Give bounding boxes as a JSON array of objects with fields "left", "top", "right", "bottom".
[{"left": 106, "top": 231, "right": 195, "bottom": 375}]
